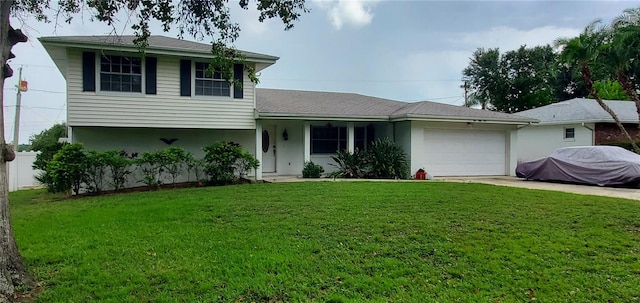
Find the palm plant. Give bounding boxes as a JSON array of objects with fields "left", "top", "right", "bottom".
[
  {"left": 608, "top": 8, "right": 640, "bottom": 120},
  {"left": 555, "top": 20, "right": 640, "bottom": 153},
  {"left": 329, "top": 148, "right": 368, "bottom": 178}
]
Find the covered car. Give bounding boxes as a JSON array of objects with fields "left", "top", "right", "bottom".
[{"left": 516, "top": 146, "right": 640, "bottom": 186}]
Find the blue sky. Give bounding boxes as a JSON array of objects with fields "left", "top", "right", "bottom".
[{"left": 4, "top": 0, "right": 637, "bottom": 144}]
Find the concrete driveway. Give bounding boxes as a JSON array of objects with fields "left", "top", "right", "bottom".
[{"left": 438, "top": 176, "right": 640, "bottom": 201}]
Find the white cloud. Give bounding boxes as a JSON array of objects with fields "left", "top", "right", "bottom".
[
  {"left": 455, "top": 25, "right": 581, "bottom": 51},
  {"left": 315, "top": 0, "right": 377, "bottom": 30}
]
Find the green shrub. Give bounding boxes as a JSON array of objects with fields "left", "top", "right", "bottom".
[
  {"left": 105, "top": 150, "right": 135, "bottom": 191},
  {"left": 84, "top": 151, "right": 109, "bottom": 194},
  {"left": 33, "top": 142, "right": 65, "bottom": 191},
  {"left": 203, "top": 141, "right": 259, "bottom": 185},
  {"left": 136, "top": 151, "right": 165, "bottom": 189},
  {"left": 366, "top": 138, "right": 409, "bottom": 179},
  {"left": 46, "top": 143, "right": 88, "bottom": 195},
  {"left": 161, "top": 147, "right": 192, "bottom": 186},
  {"left": 329, "top": 149, "right": 368, "bottom": 178},
  {"left": 236, "top": 151, "right": 260, "bottom": 179},
  {"left": 302, "top": 161, "right": 324, "bottom": 178},
  {"left": 186, "top": 156, "right": 205, "bottom": 182},
  {"left": 327, "top": 138, "right": 409, "bottom": 180}
]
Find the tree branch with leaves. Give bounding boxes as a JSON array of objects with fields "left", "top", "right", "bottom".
[{"left": 0, "top": 0, "right": 308, "bottom": 300}]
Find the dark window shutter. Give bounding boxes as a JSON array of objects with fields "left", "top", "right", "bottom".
[
  {"left": 145, "top": 57, "right": 157, "bottom": 95},
  {"left": 233, "top": 63, "right": 243, "bottom": 99},
  {"left": 82, "top": 52, "right": 96, "bottom": 92},
  {"left": 180, "top": 59, "right": 191, "bottom": 96}
]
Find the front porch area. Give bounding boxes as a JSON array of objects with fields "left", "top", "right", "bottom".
[{"left": 254, "top": 120, "right": 392, "bottom": 179}]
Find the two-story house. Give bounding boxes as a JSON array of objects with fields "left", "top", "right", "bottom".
[{"left": 40, "top": 35, "right": 536, "bottom": 181}]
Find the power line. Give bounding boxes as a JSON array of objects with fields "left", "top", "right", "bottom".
[
  {"left": 262, "top": 78, "right": 463, "bottom": 83},
  {"left": 3, "top": 87, "right": 66, "bottom": 94},
  {"left": 401, "top": 95, "right": 463, "bottom": 102},
  {"left": 28, "top": 88, "right": 66, "bottom": 94},
  {"left": 4, "top": 105, "right": 66, "bottom": 110},
  {"left": 13, "top": 64, "right": 58, "bottom": 69}
]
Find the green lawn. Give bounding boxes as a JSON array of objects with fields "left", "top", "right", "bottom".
[{"left": 9, "top": 182, "right": 640, "bottom": 302}]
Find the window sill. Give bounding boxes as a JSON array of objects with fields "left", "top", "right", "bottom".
[
  {"left": 563, "top": 138, "right": 576, "bottom": 142},
  {"left": 96, "top": 91, "right": 145, "bottom": 97},
  {"left": 190, "top": 95, "right": 235, "bottom": 101}
]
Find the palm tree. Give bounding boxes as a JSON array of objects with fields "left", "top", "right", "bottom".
[
  {"left": 608, "top": 7, "right": 640, "bottom": 121},
  {"left": 555, "top": 20, "right": 640, "bottom": 153}
]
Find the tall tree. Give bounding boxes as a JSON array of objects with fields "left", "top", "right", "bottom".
[
  {"left": 608, "top": 7, "right": 640, "bottom": 122},
  {"left": 0, "top": 2, "right": 30, "bottom": 299},
  {"left": 494, "top": 45, "right": 559, "bottom": 113},
  {"left": 591, "top": 80, "right": 631, "bottom": 100},
  {"left": 0, "top": 0, "right": 307, "bottom": 300},
  {"left": 555, "top": 20, "right": 640, "bottom": 153},
  {"left": 28, "top": 123, "right": 67, "bottom": 152},
  {"left": 462, "top": 48, "right": 501, "bottom": 110}
]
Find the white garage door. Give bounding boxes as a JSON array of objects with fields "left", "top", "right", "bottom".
[{"left": 422, "top": 129, "right": 506, "bottom": 176}]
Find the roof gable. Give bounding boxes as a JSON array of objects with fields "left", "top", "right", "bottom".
[{"left": 39, "top": 35, "right": 278, "bottom": 63}]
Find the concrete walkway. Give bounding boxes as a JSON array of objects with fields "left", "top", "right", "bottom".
[{"left": 265, "top": 175, "right": 640, "bottom": 201}]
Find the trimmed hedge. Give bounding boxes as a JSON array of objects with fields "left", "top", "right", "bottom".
[{"left": 42, "top": 142, "right": 258, "bottom": 195}]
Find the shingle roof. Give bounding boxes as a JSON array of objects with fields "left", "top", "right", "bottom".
[
  {"left": 391, "top": 101, "right": 535, "bottom": 122},
  {"left": 256, "top": 88, "right": 536, "bottom": 123},
  {"left": 256, "top": 89, "right": 406, "bottom": 118},
  {"left": 516, "top": 98, "right": 639, "bottom": 124},
  {"left": 38, "top": 35, "right": 278, "bottom": 61}
]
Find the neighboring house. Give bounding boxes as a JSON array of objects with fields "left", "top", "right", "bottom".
[
  {"left": 40, "top": 35, "right": 536, "bottom": 180},
  {"left": 516, "top": 98, "right": 640, "bottom": 162}
]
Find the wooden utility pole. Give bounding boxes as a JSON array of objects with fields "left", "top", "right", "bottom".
[
  {"left": 463, "top": 81, "right": 468, "bottom": 107},
  {"left": 12, "top": 66, "right": 21, "bottom": 151}
]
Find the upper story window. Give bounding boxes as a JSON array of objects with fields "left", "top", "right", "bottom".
[
  {"left": 564, "top": 127, "right": 575, "bottom": 140},
  {"left": 100, "top": 55, "right": 142, "bottom": 92},
  {"left": 195, "top": 62, "right": 231, "bottom": 97}
]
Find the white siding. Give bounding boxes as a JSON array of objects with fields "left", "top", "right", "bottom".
[
  {"left": 72, "top": 127, "right": 255, "bottom": 159},
  {"left": 72, "top": 126, "right": 256, "bottom": 187},
  {"left": 66, "top": 49, "right": 256, "bottom": 129},
  {"left": 517, "top": 123, "right": 594, "bottom": 162},
  {"left": 394, "top": 121, "right": 412, "bottom": 173}
]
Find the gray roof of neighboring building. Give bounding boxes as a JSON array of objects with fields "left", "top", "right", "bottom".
[
  {"left": 256, "top": 88, "right": 536, "bottom": 123},
  {"left": 38, "top": 35, "right": 279, "bottom": 62},
  {"left": 516, "top": 98, "right": 639, "bottom": 124},
  {"left": 391, "top": 100, "right": 535, "bottom": 122}
]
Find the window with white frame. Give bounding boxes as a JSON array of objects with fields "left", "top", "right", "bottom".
[
  {"left": 564, "top": 127, "right": 575, "bottom": 140},
  {"left": 100, "top": 55, "right": 142, "bottom": 92},
  {"left": 311, "top": 125, "right": 347, "bottom": 154},
  {"left": 195, "top": 62, "right": 231, "bottom": 97}
]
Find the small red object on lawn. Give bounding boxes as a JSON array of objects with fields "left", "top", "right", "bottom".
[{"left": 415, "top": 169, "right": 426, "bottom": 180}]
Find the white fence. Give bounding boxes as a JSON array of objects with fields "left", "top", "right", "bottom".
[{"left": 8, "top": 152, "right": 40, "bottom": 192}]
